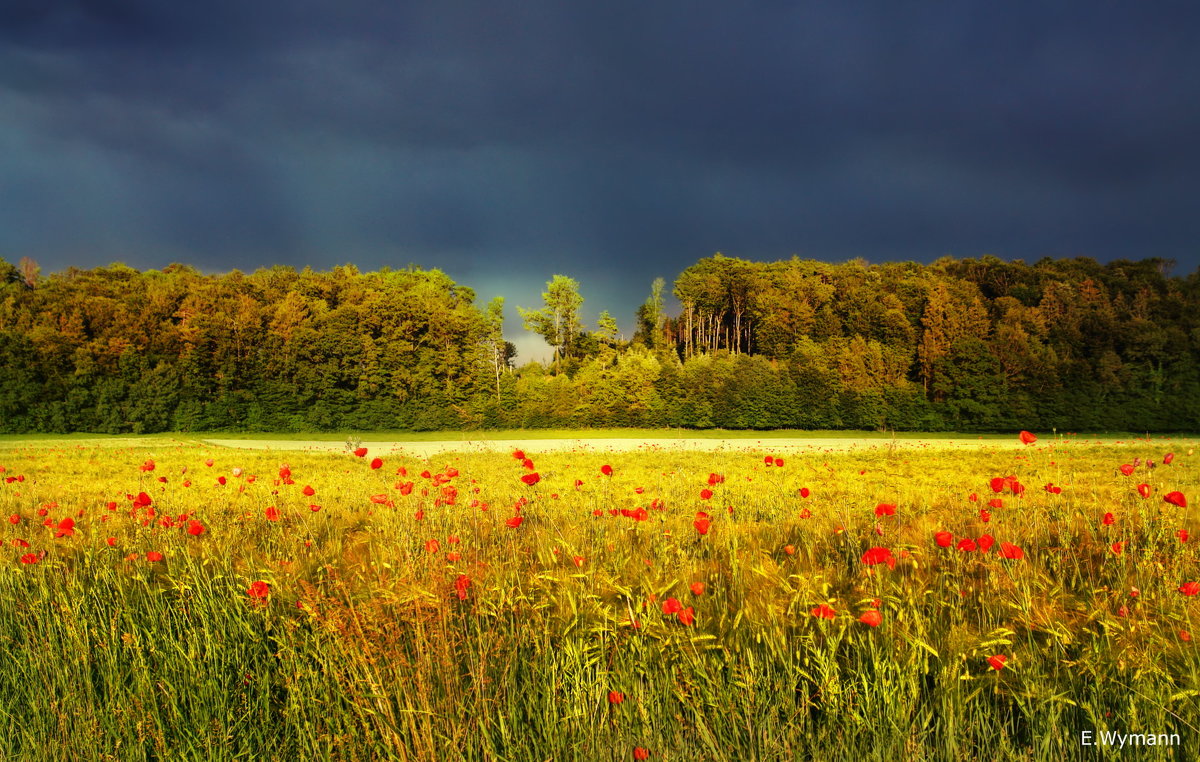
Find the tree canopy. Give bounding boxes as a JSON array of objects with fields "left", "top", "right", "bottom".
[{"left": 1, "top": 254, "right": 1196, "bottom": 433}]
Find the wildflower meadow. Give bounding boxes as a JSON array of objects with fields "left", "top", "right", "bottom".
[{"left": 0, "top": 433, "right": 1197, "bottom": 760}]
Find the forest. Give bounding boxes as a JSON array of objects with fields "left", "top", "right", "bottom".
[{"left": 1, "top": 253, "right": 1197, "bottom": 433}]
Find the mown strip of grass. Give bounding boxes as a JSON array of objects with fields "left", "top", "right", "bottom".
[{"left": 3, "top": 428, "right": 1188, "bottom": 447}]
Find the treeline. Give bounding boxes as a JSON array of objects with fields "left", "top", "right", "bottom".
[{"left": 1, "top": 254, "right": 1198, "bottom": 433}]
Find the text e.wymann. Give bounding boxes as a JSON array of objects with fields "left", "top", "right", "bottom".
[{"left": 1080, "top": 730, "right": 1180, "bottom": 748}]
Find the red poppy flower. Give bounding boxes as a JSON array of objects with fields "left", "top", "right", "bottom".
[
  {"left": 522, "top": 458, "right": 535, "bottom": 471},
  {"left": 999, "top": 542, "right": 1024, "bottom": 560},
  {"left": 1164, "top": 452, "right": 1175, "bottom": 465},
  {"left": 988, "top": 498, "right": 1003, "bottom": 509},
  {"left": 1179, "top": 581, "right": 1200, "bottom": 596},
  {"left": 799, "top": 487, "right": 810, "bottom": 498},
  {"left": 512, "top": 449, "right": 525, "bottom": 460},
  {"left": 989, "top": 477, "right": 1007, "bottom": 493},
  {"left": 425, "top": 539, "right": 440, "bottom": 553},
  {"left": 1102, "top": 512, "right": 1115, "bottom": 526},
  {"left": 187, "top": 521, "right": 205, "bottom": 536},
  {"left": 662, "top": 597, "right": 683, "bottom": 615},
  {"left": 247, "top": 580, "right": 270, "bottom": 600},
  {"left": 19, "top": 553, "right": 39, "bottom": 564},
  {"left": 858, "top": 610, "right": 882, "bottom": 627},
  {"left": 134, "top": 492, "right": 152, "bottom": 507},
  {"left": 1165, "top": 491, "right": 1188, "bottom": 508},
  {"left": 1137, "top": 483, "right": 1152, "bottom": 499},
  {"left": 988, "top": 654, "right": 1008, "bottom": 671},
  {"left": 505, "top": 516, "right": 524, "bottom": 528},
  {"left": 1044, "top": 483, "right": 1061, "bottom": 494},
  {"left": 633, "top": 748, "right": 650, "bottom": 761},
  {"left": 693, "top": 516, "right": 712, "bottom": 535},
  {"left": 1111, "top": 542, "right": 1125, "bottom": 555},
  {"left": 1178, "top": 529, "right": 1189, "bottom": 543},
  {"left": 446, "top": 551, "right": 461, "bottom": 562},
  {"left": 706, "top": 473, "right": 725, "bottom": 486},
  {"left": 265, "top": 506, "right": 280, "bottom": 521},
  {"left": 773, "top": 457, "right": 784, "bottom": 467},
  {"left": 601, "top": 464, "right": 613, "bottom": 476},
  {"left": 140, "top": 459, "right": 156, "bottom": 472},
  {"left": 520, "top": 473, "right": 540, "bottom": 486},
  {"left": 979, "top": 509, "right": 991, "bottom": 523},
  {"left": 875, "top": 503, "right": 896, "bottom": 517},
  {"left": 370, "top": 458, "right": 383, "bottom": 470},
  {"left": 810, "top": 604, "right": 836, "bottom": 619},
  {"left": 1018, "top": 430, "right": 1036, "bottom": 445},
  {"left": 608, "top": 691, "right": 625, "bottom": 705},
  {"left": 699, "top": 488, "right": 713, "bottom": 500},
  {"left": 302, "top": 485, "right": 315, "bottom": 497},
  {"left": 677, "top": 607, "right": 695, "bottom": 626},
  {"left": 106, "top": 537, "right": 116, "bottom": 546},
  {"left": 968, "top": 492, "right": 979, "bottom": 502},
  {"left": 861, "top": 547, "right": 896, "bottom": 569},
  {"left": 217, "top": 476, "right": 227, "bottom": 486},
  {"left": 690, "top": 581, "right": 705, "bottom": 596},
  {"left": 54, "top": 518, "right": 75, "bottom": 538},
  {"left": 1119, "top": 464, "right": 1135, "bottom": 476},
  {"left": 454, "top": 574, "right": 471, "bottom": 600},
  {"left": 783, "top": 545, "right": 796, "bottom": 555},
  {"left": 146, "top": 551, "right": 164, "bottom": 562},
  {"left": 977, "top": 534, "right": 995, "bottom": 552},
  {"left": 957, "top": 538, "right": 977, "bottom": 552},
  {"left": 1181, "top": 630, "right": 1192, "bottom": 642},
  {"left": 353, "top": 447, "right": 368, "bottom": 457},
  {"left": 935, "top": 531, "right": 954, "bottom": 548}
]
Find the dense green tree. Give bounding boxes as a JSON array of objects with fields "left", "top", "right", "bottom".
[
  {"left": 635, "top": 277, "right": 666, "bottom": 349},
  {"left": 518, "top": 275, "right": 584, "bottom": 374},
  {"left": 0, "top": 255, "right": 1196, "bottom": 434}
]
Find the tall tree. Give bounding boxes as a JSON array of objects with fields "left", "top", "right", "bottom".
[
  {"left": 635, "top": 277, "right": 666, "bottom": 349},
  {"left": 17, "top": 257, "right": 39, "bottom": 289},
  {"left": 482, "top": 296, "right": 508, "bottom": 402},
  {"left": 517, "top": 275, "right": 583, "bottom": 373},
  {"left": 596, "top": 310, "right": 619, "bottom": 343}
]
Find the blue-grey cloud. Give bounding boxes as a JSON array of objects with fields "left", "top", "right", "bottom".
[{"left": 1, "top": 1, "right": 1198, "bottom": 364}]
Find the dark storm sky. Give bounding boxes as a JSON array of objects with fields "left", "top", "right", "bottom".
[{"left": 2, "top": 2, "right": 1198, "bottom": 361}]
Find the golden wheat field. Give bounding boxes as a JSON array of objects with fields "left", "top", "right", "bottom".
[{"left": 0, "top": 433, "right": 1197, "bottom": 761}]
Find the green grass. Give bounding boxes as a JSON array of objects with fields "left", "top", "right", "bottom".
[{"left": 0, "top": 438, "right": 1197, "bottom": 760}]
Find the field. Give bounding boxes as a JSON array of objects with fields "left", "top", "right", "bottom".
[{"left": 0, "top": 433, "right": 1197, "bottom": 760}]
